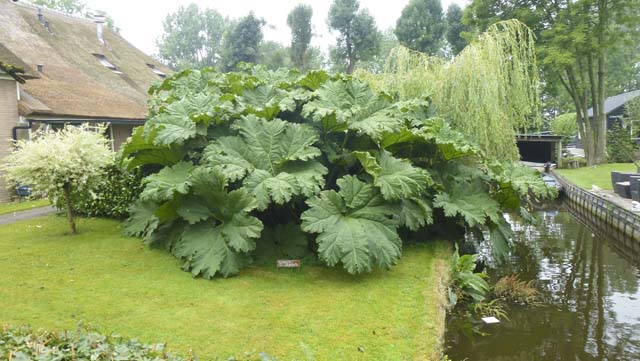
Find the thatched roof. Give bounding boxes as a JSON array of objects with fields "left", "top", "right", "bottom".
[
  {"left": 0, "top": 0, "right": 171, "bottom": 120},
  {"left": 0, "top": 43, "right": 40, "bottom": 82}
]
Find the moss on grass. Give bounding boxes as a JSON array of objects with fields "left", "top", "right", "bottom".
[
  {"left": 0, "top": 215, "right": 450, "bottom": 360},
  {"left": 556, "top": 163, "right": 637, "bottom": 190},
  {"left": 0, "top": 199, "right": 50, "bottom": 215}
]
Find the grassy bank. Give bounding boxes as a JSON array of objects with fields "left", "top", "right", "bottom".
[
  {"left": 0, "top": 198, "right": 50, "bottom": 215},
  {"left": 0, "top": 215, "right": 450, "bottom": 360},
  {"left": 556, "top": 163, "right": 637, "bottom": 190}
]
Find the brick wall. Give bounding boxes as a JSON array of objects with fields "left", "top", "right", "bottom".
[{"left": 0, "top": 77, "right": 18, "bottom": 203}]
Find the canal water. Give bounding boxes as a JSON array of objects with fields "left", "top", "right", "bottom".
[{"left": 445, "top": 210, "right": 640, "bottom": 361}]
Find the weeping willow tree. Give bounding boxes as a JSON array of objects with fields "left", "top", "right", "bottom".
[{"left": 357, "top": 20, "right": 540, "bottom": 160}]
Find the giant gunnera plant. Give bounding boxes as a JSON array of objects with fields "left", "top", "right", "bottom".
[{"left": 120, "top": 67, "right": 556, "bottom": 278}]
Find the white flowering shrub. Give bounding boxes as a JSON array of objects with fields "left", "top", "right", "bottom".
[{"left": 1, "top": 124, "right": 113, "bottom": 233}]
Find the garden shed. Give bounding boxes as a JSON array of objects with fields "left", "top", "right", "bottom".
[{"left": 587, "top": 90, "right": 640, "bottom": 129}]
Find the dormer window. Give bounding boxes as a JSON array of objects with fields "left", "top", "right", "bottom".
[
  {"left": 146, "top": 63, "right": 166, "bottom": 78},
  {"left": 93, "top": 53, "right": 122, "bottom": 74}
]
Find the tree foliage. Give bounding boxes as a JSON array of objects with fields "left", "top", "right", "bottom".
[
  {"left": 33, "top": 0, "right": 118, "bottom": 31},
  {"left": 32, "top": 0, "right": 85, "bottom": 15},
  {"left": 607, "top": 123, "right": 637, "bottom": 163},
  {"left": 358, "top": 20, "right": 540, "bottom": 160},
  {"left": 259, "top": 41, "right": 292, "bottom": 70},
  {"left": 465, "top": 0, "right": 640, "bottom": 165},
  {"left": 1, "top": 125, "right": 112, "bottom": 233},
  {"left": 551, "top": 112, "right": 577, "bottom": 141},
  {"left": 157, "top": 4, "right": 228, "bottom": 70},
  {"left": 327, "top": 0, "right": 381, "bottom": 73},
  {"left": 395, "top": 0, "right": 446, "bottom": 55},
  {"left": 120, "top": 66, "right": 556, "bottom": 279},
  {"left": 222, "top": 13, "right": 265, "bottom": 71},
  {"left": 446, "top": 4, "right": 468, "bottom": 55},
  {"left": 287, "top": 4, "right": 314, "bottom": 71}
]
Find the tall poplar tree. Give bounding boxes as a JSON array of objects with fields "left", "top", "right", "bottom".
[
  {"left": 327, "top": 0, "right": 380, "bottom": 73},
  {"left": 395, "top": 0, "right": 446, "bottom": 55},
  {"left": 222, "top": 13, "right": 265, "bottom": 71},
  {"left": 287, "top": 4, "right": 313, "bottom": 71},
  {"left": 446, "top": 4, "right": 468, "bottom": 55}
]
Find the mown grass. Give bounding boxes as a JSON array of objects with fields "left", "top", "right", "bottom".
[
  {"left": 556, "top": 163, "right": 637, "bottom": 190},
  {"left": 0, "top": 198, "right": 50, "bottom": 215},
  {"left": 0, "top": 215, "right": 450, "bottom": 360}
]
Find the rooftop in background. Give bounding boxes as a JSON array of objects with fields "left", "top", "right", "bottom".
[
  {"left": 587, "top": 90, "right": 640, "bottom": 118},
  {"left": 0, "top": 0, "right": 171, "bottom": 121}
]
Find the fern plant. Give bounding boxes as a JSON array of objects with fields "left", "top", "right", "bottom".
[{"left": 121, "top": 66, "right": 556, "bottom": 278}]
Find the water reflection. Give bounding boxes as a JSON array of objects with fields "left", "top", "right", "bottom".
[{"left": 445, "top": 211, "right": 640, "bottom": 361}]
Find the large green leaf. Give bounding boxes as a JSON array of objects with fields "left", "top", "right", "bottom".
[
  {"left": 123, "top": 201, "right": 159, "bottom": 237},
  {"left": 173, "top": 223, "right": 245, "bottom": 278},
  {"left": 297, "top": 70, "right": 329, "bottom": 90},
  {"left": 140, "top": 161, "right": 194, "bottom": 203},
  {"left": 488, "top": 216, "right": 513, "bottom": 264},
  {"left": 165, "top": 167, "right": 264, "bottom": 278},
  {"left": 119, "top": 127, "right": 185, "bottom": 170},
  {"left": 302, "top": 79, "right": 386, "bottom": 123},
  {"left": 396, "top": 197, "right": 434, "bottom": 231},
  {"left": 355, "top": 150, "right": 432, "bottom": 201},
  {"left": 145, "top": 95, "right": 212, "bottom": 146},
  {"left": 433, "top": 180, "right": 501, "bottom": 227},
  {"left": 301, "top": 176, "right": 401, "bottom": 274},
  {"left": 204, "top": 116, "right": 327, "bottom": 210},
  {"left": 253, "top": 223, "right": 310, "bottom": 263},
  {"left": 420, "top": 118, "right": 480, "bottom": 160},
  {"left": 240, "top": 84, "right": 296, "bottom": 120}
]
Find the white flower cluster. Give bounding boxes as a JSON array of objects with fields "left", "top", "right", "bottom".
[{"left": 1, "top": 124, "right": 114, "bottom": 194}]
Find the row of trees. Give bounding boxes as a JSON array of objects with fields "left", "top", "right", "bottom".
[{"left": 156, "top": 0, "right": 471, "bottom": 73}]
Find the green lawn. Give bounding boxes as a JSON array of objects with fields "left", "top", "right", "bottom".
[
  {"left": 556, "top": 163, "right": 637, "bottom": 190},
  {"left": 0, "top": 215, "right": 450, "bottom": 360},
  {"left": 0, "top": 198, "right": 50, "bottom": 215}
]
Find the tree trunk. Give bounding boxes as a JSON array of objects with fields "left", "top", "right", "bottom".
[
  {"left": 592, "top": 61, "right": 607, "bottom": 164},
  {"left": 594, "top": 1, "right": 608, "bottom": 164},
  {"left": 63, "top": 183, "right": 77, "bottom": 234},
  {"left": 345, "top": 30, "right": 355, "bottom": 74}
]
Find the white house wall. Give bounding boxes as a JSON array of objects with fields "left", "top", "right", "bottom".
[{"left": 0, "top": 76, "right": 19, "bottom": 202}]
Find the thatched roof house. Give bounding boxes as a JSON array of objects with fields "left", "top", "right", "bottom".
[{"left": 0, "top": 0, "right": 171, "bottom": 201}]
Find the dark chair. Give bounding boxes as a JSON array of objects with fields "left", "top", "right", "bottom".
[
  {"left": 615, "top": 181, "right": 632, "bottom": 198},
  {"left": 611, "top": 171, "right": 620, "bottom": 187},
  {"left": 632, "top": 177, "right": 640, "bottom": 201},
  {"left": 611, "top": 172, "right": 638, "bottom": 191}
]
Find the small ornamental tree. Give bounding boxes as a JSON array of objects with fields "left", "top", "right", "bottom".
[
  {"left": 551, "top": 113, "right": 577, "bottom": 145},
  {"left": 1, "top": 125, "right": 112, "bottom": 233}
]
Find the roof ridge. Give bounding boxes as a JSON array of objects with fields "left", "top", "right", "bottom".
[{"left": 10, "top": 0, "right": 96, "bottom": 24}]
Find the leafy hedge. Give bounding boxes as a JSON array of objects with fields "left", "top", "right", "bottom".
[
  {"left": 0, "top": 325, "right": 182, "bottom": 360},
  {"left": 54, "top": 165, "right": 143, "bottom": 219},
  {"left": 121, "top": 67, "right": 556, "bottom": 278}
]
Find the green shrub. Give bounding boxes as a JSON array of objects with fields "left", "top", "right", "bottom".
[
  {"left": 448, "top": 245, "right": 490, "bottom": 307},
  {"left": 607, "top": 123, "right": 637, "bottom": 163},
  {"left": 0, "top": 324, "right": 183, "bottom": 360},
  {"left": 54, "top": 165, "right": 143, "bottom": 219},
  {"left": 551, "top": 113, "right": 577, "bottom": 142},
  {"left": 120, "top": 67, "right": 556, "bottom": 279}
]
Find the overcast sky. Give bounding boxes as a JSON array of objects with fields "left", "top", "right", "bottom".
[{"left": 80, "top": 0, "right": 469, "bottom": 56}]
